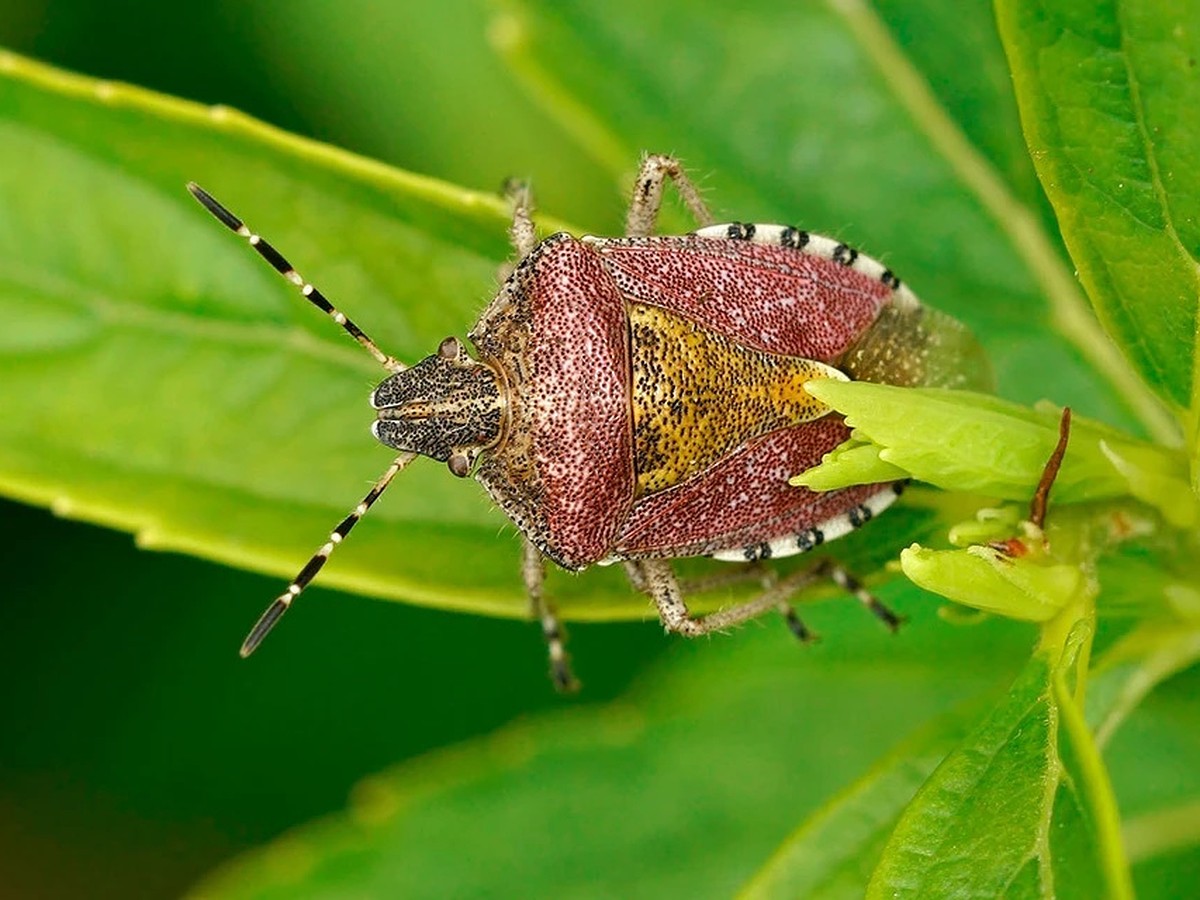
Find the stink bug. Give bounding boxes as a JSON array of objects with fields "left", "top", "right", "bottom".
[{"left": 188, "top": 154, "right": 985, "bottom": 690}]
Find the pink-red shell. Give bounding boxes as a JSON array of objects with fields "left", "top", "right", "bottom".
[{"left": 471, "top": 225, "right": 921, "bottom": 570}]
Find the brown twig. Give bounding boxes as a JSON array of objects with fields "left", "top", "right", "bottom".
[{"left": 1030, "top": 407, "right": 1072, "bottom": 529}]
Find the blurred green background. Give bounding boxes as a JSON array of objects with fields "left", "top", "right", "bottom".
[{"left": 0, "top": 2, "right": 665, "bottom": 897}]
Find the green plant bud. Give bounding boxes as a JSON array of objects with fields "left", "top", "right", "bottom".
[{"left": 901, "top": 543, "right": 1084, "bottom": 622}]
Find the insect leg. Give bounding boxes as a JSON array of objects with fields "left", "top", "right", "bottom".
[
  {"left": 503, "top": 177, "right": 539, "bottom": 259},
  {"left": 687, "top": 564, "right": 821, "bottom": 641},
  {"left": 767, "top": 558, "right": 902, "bottom": 636},
  {"left": 522, "top": 539, "right": 580, "bottom": 693},
  {"left": 629, "top": 558, "right": 901, "bottom": 639},
  {"left": 628, "top": 559, "right": 825, "bottom": 637},
  {"left": 625, "top": 154, "right": 714, "bottom": 238},
  {"left": 817, "top": 559, "right": 904, "bottom": 632}
]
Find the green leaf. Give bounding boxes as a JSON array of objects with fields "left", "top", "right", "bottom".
[
  {"left": 866, "top": 611, "right": 1134, "bottom": 898},
  {"left": 796, "top": 439, "right": 911, "bottom": 493},
  {"left": 1087, "top": 620, "right": 1200, "bottom": 747},
  {"left": 1116, "top": 682, "right": 1200, "bottom": 896},
  {"left": 740, "top": 603, "right": 1200, "bottom": 898},
  {"left": 1087, "top": 622, "right": 1200, "bottom": 898},
  {"left": 735, "top": 591, "right": 1200, "bottom": 897},
  {"left": 1101, "top": 660, "right": 1200, "bottom": 897},
  {"left": 995, "top": 0, "right": 1200, "bottom": 430},
  {"left": 0, "top": 51, "right": 595, "bottom": 619},
  {"left": 799, "top": 381, "right": 1196, "bottom": 526},
  {"left": 492, "top": 0, "right": 1176, "bottom": 442},
  {"left": 870, "top": 0, "right": 1047, "bottom": 209},
  {"left": 738, "top": 711, "right": 973, "bottom": 900},
  {"left": 187, "top": 600, "right": 1033, "bottom": 899},
  {"left": 225, "top": 0, "right": 620, "bottom": 228}
]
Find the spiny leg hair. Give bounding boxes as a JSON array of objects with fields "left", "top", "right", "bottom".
[
  {"left": 522, "top": 539, "right": 579, "bottom": 693},
  {"left": 186, "top": 182, "right": 404, "bottom": 373},
  {"left": 502, "top": 177, "right": 539, "bottom": 260},
  {"left": 679, "top": 562, "right": 819, "bottom": 642},
  {"left": 625, "top": 153, "right": 715, "bottom": 238},
  {"left": 627, "top": 557, "right": 901, "bottom": 640},
  {"left": 240, "top": 452, "right": 417, "bottom": 657}
]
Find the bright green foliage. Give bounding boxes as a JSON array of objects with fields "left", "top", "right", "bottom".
[
  {"left": 0, "top": 53, "right": 545, "bottom": 617},
  {"left": 1, "top": 0, "right": 1199, "bottom": 897},
  {"left": 744, "top": 619, "right": 1200, "bottom": 900},
  {"left": 868, "top": 616, "right": 1133, "bottom": 898},
  {"left": 798, "top": 381, "right": 1196, "bottom": 527},
  {"left": 739, "top": 712, "right": 972, "bottom": 899},
  {"left": 996, "top": 0, "right": 1200, "bottom": 441}
]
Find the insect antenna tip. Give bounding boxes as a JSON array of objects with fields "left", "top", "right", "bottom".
[
  {"left": 239, "top": 596, "right": 291, "bottom": 658},
  {"left": 186, "top": 182, "right": 244, "bottom": 233}
]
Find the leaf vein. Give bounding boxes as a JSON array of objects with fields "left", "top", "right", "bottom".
[
  {"left": 0, "top": 261, "right": 377, "bottom": 374},
  {"left": 828, "top": 0, "right": 1179, "bottom": 444}
]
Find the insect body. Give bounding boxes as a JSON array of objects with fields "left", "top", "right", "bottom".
[{"left": 188, "top": 155, "right": 985, "bottom": 690}]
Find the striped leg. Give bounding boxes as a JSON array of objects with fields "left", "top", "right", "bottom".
[
  {"left": 625, "top": 154, "right": 715, "bottom": 238},
  {"left": 523, "top": 539, "right": 579, "bottom": 693},
  {"left": 627, "top": 557, "right": 901, "bottom": 641},
  {"left": 818, "top": 559, "right": 904, "bottom": 632},
  {"left": 186, "top": 183, "right": 404, "bottom": 374},
  {"left": 500, "top": 179, "right": 579, "bottom": 694},
  {"left": 673, "top": 562, "right": 823, "bottom": 638},
  {"left": 240, "top": 452, "right": 417, "bottom": 657}
]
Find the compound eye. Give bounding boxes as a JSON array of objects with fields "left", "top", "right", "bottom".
[
  {"left": 437, "top": 336, "right": 462, "bottom": 359},
  {"left": 447, "top": 452, "right": 471, "bottom": 478}
]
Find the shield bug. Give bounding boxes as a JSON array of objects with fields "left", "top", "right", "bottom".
[{"left": 188, "top": 154, "right": 986, "bottom": 690}]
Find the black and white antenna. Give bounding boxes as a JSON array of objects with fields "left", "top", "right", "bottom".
[
  {"left": 187, "top": 183, "right": 413, "bottom": 655},
  {"left": 187, "top": 183, "right": 405, "bottom": 373}
]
